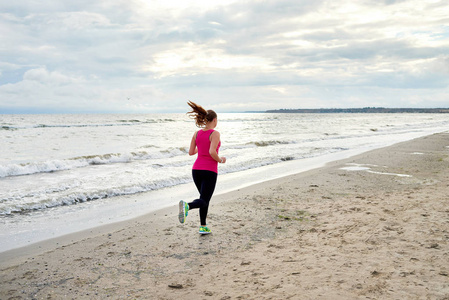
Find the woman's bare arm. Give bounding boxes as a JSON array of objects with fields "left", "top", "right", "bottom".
[
  {"left": 189, "top": 131, "right": 198, "bottom": 156},
  {"left": 209, "top": 131, "right": 226, "bottom": 163}
]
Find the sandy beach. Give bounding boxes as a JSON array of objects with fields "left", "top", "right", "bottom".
[{"left": 1, "top": 132, "right": 448, "bottom": 299}]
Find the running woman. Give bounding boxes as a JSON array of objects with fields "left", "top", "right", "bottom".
[{"left": 178, "top": 101, "right": 226, "bottom": 234}]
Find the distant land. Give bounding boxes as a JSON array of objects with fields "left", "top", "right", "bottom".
[{"left": 265, "top": 107, "right": 449, "bottom": 113}]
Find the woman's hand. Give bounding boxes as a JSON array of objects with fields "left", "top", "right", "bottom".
[{"left": 220, "top": 157, "right": 226, "bottom": 164}]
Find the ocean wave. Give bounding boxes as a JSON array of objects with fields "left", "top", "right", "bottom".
[
  {"left": 249, "top": 140, "right": 294, "bottom": 147},
  {"left": 1, "top": 126, "right": 18, "bottom": 131},
  {"left": 0, "top": 176, "right": 191, "bottom": 216},
  {"left": 0, "top": 118, "right": 177, "bottom": 131},
  {"left": 219, "top": 117, "right": 278, "bottom": 123},
  {"left": 117, "top": 119, "right": 141, "bottom": 123},
  {"left": 219, "top": 146, "right": 350, "bottom": 176},
  {"left": 117, "top": 118, "right": 176, "bottom": 123},
  {"left": 228, "top": 140, "right": 296, "bottom": 149},
  {"left": 0, "top": 147, "right": 188, "bottom": 178}
]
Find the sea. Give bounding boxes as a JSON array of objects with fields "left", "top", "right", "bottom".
[{"left": 1, "top": 113, "right": 448, "bottom": 252}]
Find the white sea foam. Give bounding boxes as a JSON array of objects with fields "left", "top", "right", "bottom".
[
  {"left": 367, "top": 170, "right": 412, "bottom": 177},
  {"left": 340, "top": 163, "right": 412, "bottom": 177},
  {"left": 340, "top": 166, "right": 371, "bottom": 171},
  {"left": 0, "top": 175, "right": 191, "bottom": 215},
  {"left": 0, "top": 147, "right": 189, "bottom": 178}
]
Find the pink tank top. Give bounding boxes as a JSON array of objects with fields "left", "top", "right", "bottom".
[{"left": 192, "top": 129, "right": 221, "bottom": 173}]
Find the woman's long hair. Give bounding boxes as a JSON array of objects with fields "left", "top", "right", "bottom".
[{"left": 187, "top": 101, "right": 217, "bottom": 127}]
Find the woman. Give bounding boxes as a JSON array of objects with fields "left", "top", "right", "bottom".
[{"left": 178, "top": 101, "right": 226, "bottom": 234}]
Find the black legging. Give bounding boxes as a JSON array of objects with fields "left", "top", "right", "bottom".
[{"left": 188, "top": 169, "right": 217, "bottom": 226}]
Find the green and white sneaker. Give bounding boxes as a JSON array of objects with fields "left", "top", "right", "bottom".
[
  {"left": 178, "top": 200, "right": 189, "bottom": 224},
  {"left": 199, "top": 226, "right": 211, "bottom": 235}
]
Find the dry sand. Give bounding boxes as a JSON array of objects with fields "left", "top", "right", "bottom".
[{"left": 1, "top": 132, "right": 448, "bottom": 299}]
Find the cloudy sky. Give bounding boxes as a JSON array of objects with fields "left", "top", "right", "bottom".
[{"left": 1, "top": 0, "right": 448, "bottom": 113}]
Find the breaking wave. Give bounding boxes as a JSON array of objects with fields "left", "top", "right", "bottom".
[
  {"left": 0, "top": 147, "right": 189, "bottom": 178},
  {"left": 0, "top": 176, "right": 191, "bottom": 216},
  {"left": 0, "top": 118, "right": 177, "bottom": 131}
]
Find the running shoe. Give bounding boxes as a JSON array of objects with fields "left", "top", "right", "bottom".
[
  {"left": 199, "top": 226, "right": 211, "bottom": 235},
  {"left": 178, "top": 200, "right": 189, "bottom": 224}
]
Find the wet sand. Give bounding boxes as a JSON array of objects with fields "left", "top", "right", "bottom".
[{"left": 1, "top": 132, "right": 448, "bottom": 299}]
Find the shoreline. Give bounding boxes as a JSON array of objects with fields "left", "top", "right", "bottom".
[
  {"left": 0, "top": 149, "right": 360, "bottom": 268},
  {"left": 1, "top": 132, "right": 448, "bottom": 299}
]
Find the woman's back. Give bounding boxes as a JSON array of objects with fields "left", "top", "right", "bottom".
[{"left": 193, "top": 129, "right": 220, "bottom": 173}]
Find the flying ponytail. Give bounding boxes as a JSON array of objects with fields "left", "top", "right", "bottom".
[{"left": 187, "top": 101, "right": 217, "bottom": 128}]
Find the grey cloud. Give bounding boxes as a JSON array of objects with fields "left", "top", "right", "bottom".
[{"left": 1, "top": 0, "right": 448, "bottom": 113}]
